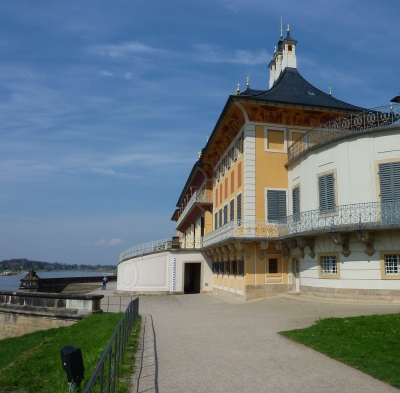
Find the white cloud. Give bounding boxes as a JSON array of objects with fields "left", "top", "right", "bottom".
[
  {"left": 108, "top": 238, "right": 124, "bottom": 246},
  {"left": 99, "top": 70, "right": 114, "bottom": 77},
  {"left": 92, "top": 41, "right": 168, "bottom": 59},
  {"left": 95, "top": 238, "right": 124, "bottom": 247},
  {"left": 194, "top": 45, "right": 271, "bottom": 66},
  {"left": 124, "top": 72, "right": 132, "bottom": 80}
]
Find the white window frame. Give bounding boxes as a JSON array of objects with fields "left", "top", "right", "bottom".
[
  {"left": 289, "top": 128, "right": 307, "bottom": 146},
  {"left": 264, "top": 125, "right": 287, "bottom": 153}
]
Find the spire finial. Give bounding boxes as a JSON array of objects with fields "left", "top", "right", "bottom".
[
  {"left": 274, "top": 46, "right": 276, "bottom": 54},
  {"left": 246, "top": 76, "right": 250, "bottom": 88},
  {"left": 329, "top": 86, "right": 332, "bottom": 96},
  {"left": 287, "top": 24, "right": 290, "bottom": 33},
  {"left": 280, "top": 17, "right": 283, "bottom": 37}
]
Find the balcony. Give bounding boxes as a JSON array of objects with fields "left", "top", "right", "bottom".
[
  {"left": 288, "top": 104, "right": 400, "bottom": 162},
  {"left": 119, "top": 236, "right": 203, "bottom": 262},
  {"left": 120, "top": 201, "right": 400, "bottom": 262},
  {"left": 176, "top": 189, "right": 213, "bottom": 229},
  {"left": 278, "top": 201, "right": 400, "bottom": 237},
  {"left": 202, "top": 219, "right": 279, "bottom": 248}
]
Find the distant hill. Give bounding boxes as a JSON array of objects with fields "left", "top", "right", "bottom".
[{"left": 0, "top": 258, "right": 116, "bottom": 272}]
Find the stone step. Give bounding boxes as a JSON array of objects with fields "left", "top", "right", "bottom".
[{"left": 287, "top": 291, "right": 301, "bottom": 296}]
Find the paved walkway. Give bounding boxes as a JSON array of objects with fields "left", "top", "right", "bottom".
[{"left": 94, "top": 284, "right": 400, "bottom": 392}]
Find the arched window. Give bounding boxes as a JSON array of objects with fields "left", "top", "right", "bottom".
[{"left": 288, "top": 44, "right": 293, "bottom": 53}]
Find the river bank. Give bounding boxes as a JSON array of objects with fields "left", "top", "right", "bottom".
[{"left": 0, "top": 270, "right": 114, "bottom": 291}]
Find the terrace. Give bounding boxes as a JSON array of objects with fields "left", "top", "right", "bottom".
[{"left": 288, "top": 104, "right": 400, "bottom": 163}]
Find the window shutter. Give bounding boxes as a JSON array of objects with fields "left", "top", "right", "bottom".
[
  {"left": 292, "top": 187, "right": 300, "bottom": 220},
  {"left": 230, "top": 199, "right": 234, "bottom": 221},
  {"left": 394, "top": 162, "right": 400, "bottom": 200},
  {"left": 237, "top": 194, "right": 242, "bottom": 221},
  {"left": 319, "top": 173, "right": 335, "bottom": 213},
  {"left": 267, "top": 190, "right": 286, "bottom": 221}
]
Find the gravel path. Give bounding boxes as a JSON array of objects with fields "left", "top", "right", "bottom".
[{"left": 91, "top": 284, "right": 400, "bottom": 392}]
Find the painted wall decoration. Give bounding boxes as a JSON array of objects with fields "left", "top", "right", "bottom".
[
  {"left": 204, "top": 105, "right": 245, "bottom": 166},
  {"left": 242, "top": 104, "right": 342, "bottom": 127}
]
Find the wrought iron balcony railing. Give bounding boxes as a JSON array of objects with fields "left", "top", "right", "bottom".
[
  {"left": 119, "top": 237, "right": 203, "bottom": 262},
  {"left": 202, "top": 219, "right": 279, "bottom": 248},
  {"left": 119, "top": 201, "right": 400, "bottom": 261},
  {"left": 278, "top": 201, "right": 400, "bottom": 237},
  {"left": 119, "top": 238, "right": 172, "bottom": 262},
  {"left": 176, "top": 189, "right": 213, "bottom": 227},
  {"left": 288, "top": 104, "right": 400, "bottom": 162}
]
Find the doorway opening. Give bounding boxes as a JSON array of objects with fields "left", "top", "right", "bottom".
[{"left": 184, "top": 263, "right": 201, "bottom": 294}]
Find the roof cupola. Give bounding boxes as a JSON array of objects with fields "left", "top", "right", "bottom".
[{"left": 269, "top": 23, "right": 298, "bottom": 88}]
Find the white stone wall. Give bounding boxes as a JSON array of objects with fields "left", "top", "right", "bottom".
[
  {"left": 117, "top": 250, "right": 213, "bottom": 294},
  {"left": 288, "top": 127, "right": 400, "bottom": 213},
  {"left": 298, "top": 231, "right": 400, "bottom": 290}
]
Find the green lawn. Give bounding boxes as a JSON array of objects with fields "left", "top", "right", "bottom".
[
  {"left": 0, "top": 313, "right": 141, "bottom": 393},
  {"left": 280, "top": 313, "right": 400, "bottom": 388}
]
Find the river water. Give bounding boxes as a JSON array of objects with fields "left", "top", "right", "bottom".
[{"left": 0, "top": 271, "right": 113, "bottom": 291}]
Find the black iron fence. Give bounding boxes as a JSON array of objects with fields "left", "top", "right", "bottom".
[{"left": 83, "top": 298, "right": 139, "bottom": 393}]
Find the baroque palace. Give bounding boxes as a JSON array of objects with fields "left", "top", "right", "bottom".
[{"left": 117, "top": 27, "right": 400, "bottom": 302}]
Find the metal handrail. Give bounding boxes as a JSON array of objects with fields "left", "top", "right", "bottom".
[
  {"left": 176, "top": 189, "right": 212, "bottom": 227},
  {"left": 119, "top": 239, "right": 172, "bottom": 261},
  {"left": 288, "top": 104, "right": 400, "bottom": 162},
  {"left": 277, "top": 200, "right": 400, "bottom": 237},
  {"left": 83, "top": 298, "right": 139, "bottom": 393},
  {"left": 202, "top": 219, "right": 280, "bottom": 247}
]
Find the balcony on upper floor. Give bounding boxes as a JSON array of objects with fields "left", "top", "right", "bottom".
[
  {"left": 176, "top": 189, "right": 213, "bottom": 231},
  {"left": 277, "top": 200, "right": 400, "bottom": 238},
  {"left": 202, "top": 219, "right": 280, "bottom": 248},
  {"left": 288, "top": 104, "right": 400, "bottom": 163}
]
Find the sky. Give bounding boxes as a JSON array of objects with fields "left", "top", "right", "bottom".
[{"left": 0, "top": 0, "right": 399, "bottom": 266}]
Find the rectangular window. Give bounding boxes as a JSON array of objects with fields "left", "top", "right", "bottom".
[
  {"left": 267, "top": 190, "right": 286, "bottom": 221},
  {"left": 318, "top": 173, "right": 335, "bottom": 213},
  {"left": 269, "top": 258, "right": 278, "bottom": 274},
  {"left": 219, "top": 261, "right": 224, "bottom": 274},
  {"left": 230, "top": 199, "right": 234, "bottom": 221},
  {"left": 223, "top": 204, "right": 228, "bottom": 225},
  {"left": 321, "top": 256, "right": 337, "bottom": 275},
  {"left": 292, "top": 186, "right": 300, "bottom": 221},
  {"left": 215, "top": 212, "right": 218, "bottom": 229},
  {"left": 237, "top": 193, "right": 242, "bottom": 222},
  {"left": 379, "top": 162, "right": 400, "bottom": 201},
  {"left": 232, "top": 260, "right": 237, "bottom": 275},
  {"left": 379, "top": 162, "right": 400, "bottom": 223},
  {"left": 292, "top": 132, "right": 304, "bottom": 144},
  {"left": 219, "top": 208, "right": 222, "bottom": 228},
  {"left": 238, "top": 260, "right": 244, "bottom": 275},
  {"left": 231, "top": 171, "right": 234, "bottom": 193},
  {"left": 267, "top": 130, "right": 285, "bottom": 150},
  {"left": 225, "top": 260, "right": 230, "bottom": 275},
  {"left": 385, "top": 255, "right": 400, "bottom": 275},
  {"left": 212, "top": 262, "right": 218, "bottom": 274}
]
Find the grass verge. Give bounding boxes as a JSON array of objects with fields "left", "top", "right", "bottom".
[
  {"left": 280, "top": 313, "right": 400, "bottom": 388},
  {"left": 0, "top": 312, "right": 141, "bottom": 393}
]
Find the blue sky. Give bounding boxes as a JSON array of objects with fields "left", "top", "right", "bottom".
[{"left": 0, "top": 0, "right": 399, "bottom": 265}]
